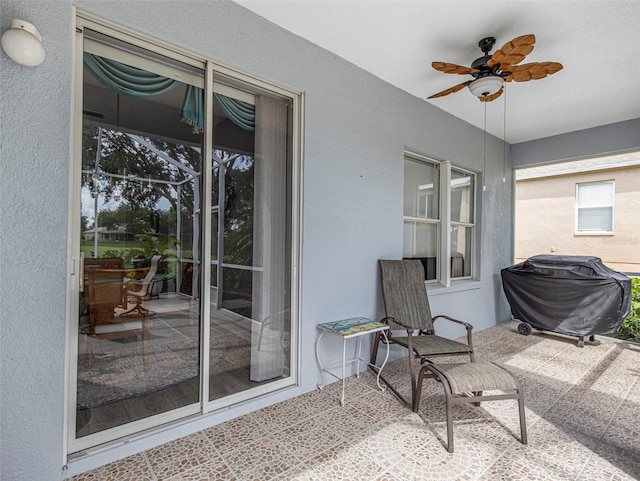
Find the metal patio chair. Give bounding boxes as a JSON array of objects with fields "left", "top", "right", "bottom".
[{"left": 371, "top": 259, "right": 475, "bottom": 407}]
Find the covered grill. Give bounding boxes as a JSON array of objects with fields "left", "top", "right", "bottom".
[{"left": 501, "top": 255, "right": 631, "bottom": 347}]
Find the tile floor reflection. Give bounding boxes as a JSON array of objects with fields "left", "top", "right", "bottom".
[
  {"left": 76, "top": 293, "right": 285, "bottom": 437},
  {"left": 71, "top": 321, "right": 640, "bottom": 480}
]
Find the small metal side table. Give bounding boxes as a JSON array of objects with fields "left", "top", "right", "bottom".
[{"left": 315, "top": 317, "right": 390, "bottom": 405}]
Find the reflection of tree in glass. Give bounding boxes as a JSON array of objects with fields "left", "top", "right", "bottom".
[
  {"left": 82, "top": 125, "right": 201, "bottom": 248},
  {"left": 96, "top": 204, "right": 177, "bottom": 239},
  {"left": 82, "top": 126, "right": 200, "bottom": 213},
  {"left": 212, "top": 150, "right": 254, "bottom": 268}
]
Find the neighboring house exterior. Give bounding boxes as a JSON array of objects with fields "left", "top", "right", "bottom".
[
  {"left": 82, "top": 225, "right": 135, "bottom": 241},
  {"left": 515, "top": 152, "right": 640, "bottom": 273}
]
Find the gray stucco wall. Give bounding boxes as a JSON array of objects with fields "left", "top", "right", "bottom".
[
  {"left": 0, "top": 2, "right": 514, "bottom": 480},
  {"left": 1, "top": 2, "right": 73, "bottom": 480}
]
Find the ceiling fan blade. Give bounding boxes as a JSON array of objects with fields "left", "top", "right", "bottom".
[
  {"left": 432, "top": 61, "right": 478, "bottom": 75},
  {"left": 504, "top": 61, "right": 563, "bottom": 82},
  {"left": 487, "top": 34, "right": 536, "bottom": 68},
  {"left": 427, "top": 80, "right": 472, "bottom": 99},
  {"left": 479, "top": 86, "right": 504, "bottom": 102}
]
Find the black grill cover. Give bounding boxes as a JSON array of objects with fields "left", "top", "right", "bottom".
[{"left": 501, "top": 255, "right": 631, "bottom": 337}]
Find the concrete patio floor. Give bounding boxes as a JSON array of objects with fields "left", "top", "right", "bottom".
[{"left": 71, "top": 320, "right": 640, "bottom": 480}]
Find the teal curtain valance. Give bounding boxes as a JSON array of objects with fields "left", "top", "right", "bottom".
[
  {"left": 83, "top": 53, "right": 180, "bottom": 98},
  {"left": 178, "top": 90, "right": 255, "bottom": 133},
  {"left": 214, "top": 93, "right": 255, "bottom": 131},
  {"left": 84, "top": 53, "right": 255, "bottom": 133},
  {"left": 181, "top": 86, "right": 205, "bottom": 134}
]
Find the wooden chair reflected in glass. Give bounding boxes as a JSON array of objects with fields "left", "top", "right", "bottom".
[
  {"left": 84, "top": 255, "right": 161, "bottom": 374},
  {"left": 120, "top": 255, "right": 161, "bottom": 317}
]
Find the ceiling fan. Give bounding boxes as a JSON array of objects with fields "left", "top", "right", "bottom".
[{"left": 428, "top": 34, "right": 563, "bottom": 102}]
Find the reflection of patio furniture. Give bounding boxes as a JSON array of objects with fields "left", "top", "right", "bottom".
[
  {"left": 85, "top": 266, "right": 151, "bottom": 373},
  {"left": 81, "top": 256, "right": 124, "bottom": 294},
  {"left": 121, "top": 255, "right": 161, "bottom": 317},
  {"left": 180, "top": 259, "right": 194, "bottom": 295},
  {"left": 85, "top": 267, "right": 126, "bottom": 332},
  {"left": 150, "top": 273, "right": 175, "bottom": 298}
]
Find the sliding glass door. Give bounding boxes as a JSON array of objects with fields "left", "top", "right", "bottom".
[{"left": 70, "top": 18, "right": 298, "bottom": 452}]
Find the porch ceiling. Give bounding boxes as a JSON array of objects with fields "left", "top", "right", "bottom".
[{"left": 235, "top": 1, "right": 640, "bottom": 144}]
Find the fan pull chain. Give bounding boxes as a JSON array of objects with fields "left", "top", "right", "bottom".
[
  {"left": 483, "top": 101, "right": 487, "bottom": 191},
  {"left": 502, "top": 84, "right": 507, "bottom": 183}
]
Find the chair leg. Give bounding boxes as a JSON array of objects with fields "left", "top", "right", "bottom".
[
  {"left": 518, "top": 389, "right": 528, "bottom": 445},
  {"left": 120, "top": 296, "right": 151, "bottom": 317},
  {"left": 468, "top": 351, "right": 481, "bottom": 405},
  {"left": 444, "top": 387, "right": 454, "bottom": 453},
  {"left": 413, "top": 366, "right": 427, "bottom": 413},
  {"left": 408, "top": 354, "right": 418, "bottom": 407}
]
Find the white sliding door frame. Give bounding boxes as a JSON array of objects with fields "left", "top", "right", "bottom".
[{"left": 65, "top": 11, "right": 303, "bottom": 458}]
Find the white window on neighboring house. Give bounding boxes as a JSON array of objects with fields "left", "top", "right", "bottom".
[
  {"left": 403, "top": 152, "right": 476, "bottom": 284},
  {"left": 576, "top": 180, "right": 614, "bottom": 233}
]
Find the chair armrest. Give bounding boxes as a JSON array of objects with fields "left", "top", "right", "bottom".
[
  {"left": 433, "top": 315, "right": 474, "bottom": 349},
  {"left": 381, "top": 316, "right": 414, "bottom": 335},
  {"left": 433, "top": 315, "right": 473, "bottom": 331}
]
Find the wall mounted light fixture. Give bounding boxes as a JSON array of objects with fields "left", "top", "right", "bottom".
[{"left": 1, "top": 19, "right": 45, "bottom": 66}]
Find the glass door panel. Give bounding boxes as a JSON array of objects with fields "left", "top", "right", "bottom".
[
  {"left": 76, "top": 42, "right": 203, "bottom": 439},
  {"left": 209, "top": 86, "right": 292, "bottom": 401}
]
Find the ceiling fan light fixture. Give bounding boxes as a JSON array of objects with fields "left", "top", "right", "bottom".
[{"left": 468, "top": 76, "right": 503, "bottom": 97}]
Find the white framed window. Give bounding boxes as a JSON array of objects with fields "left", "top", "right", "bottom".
[
  {"left": 576, "top": 180, "right": 614, "bottom": 233},
  {"left": 450, "top": 167, "right": 475, "bottom": 279},
  {"left": 403, "top": 154, "right": 440, "bottom": 280},
  {"left": 403, "top": 153, "right": 476, "bottom": 284}
]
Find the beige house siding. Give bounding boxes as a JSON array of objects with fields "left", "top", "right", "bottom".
[{"left": 515, "top": 164, "right": 640, "bottom": 273}]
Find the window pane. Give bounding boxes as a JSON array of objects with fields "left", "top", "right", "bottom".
[
  {"left": 577, "top": 182, "right": 613, "bottom": 207},
  {"left": 451, "top": 225, "right": 473, "bottom": 278},
  {"left": 404, "top": 158, "right": 439, "bottom": 219},
  {"left": 403, "top": 221, "right": 438, "bottom": 280},
  {"left": 451, "top": 169, "right": 474, "bottom": 224},
  {"left": 578, "top": 207, "right": 613, "bottom": 232}
]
